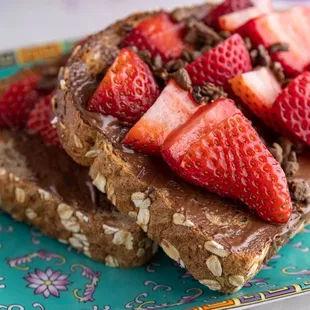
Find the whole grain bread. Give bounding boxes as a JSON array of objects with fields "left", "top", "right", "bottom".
[
  {"left": 55, "top": 3, "right": 310, "bottom": 293},
  {"left": 0, "top": 129, "right": 156, "bottom": 268}
]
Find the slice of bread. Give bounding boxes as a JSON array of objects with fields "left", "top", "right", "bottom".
[
  {"left": 0, "top": 129, "right": 156, "bottom": 268},
  {"left": 55, "top": 4, "right": 310, "bottom": 292}
]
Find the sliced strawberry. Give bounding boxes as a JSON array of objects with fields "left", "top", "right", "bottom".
[
  {"left": 230, "top": 67, "right": 282, "bottom": 124},
  {"left": 87, "top": 48, "right": 160, "bottom": 125},
  {"left": 162, "top": 99, "right": 238, "bottom": 172},
  {"left": 231, "top": 69, "right": 310, "bottom": 145},
  {"left": 272, "top": 72, "right": 310, "bottom": 145},
  {"left": 123, "top": 12, "right": 185, "bottom": 62},
  {"left": 185, "top": 34, "right": 252, "bottom": 89},
  {"left": 179, "top": 111, "right": 291, "bottom": 224},
  {"left": 238, "top": 9, "right": 310, "bottom": 77},
  {"left": 122, "top": 80, "right": 198, "bottom": 156},
  {"left": 27, "top": 91, "right": 60, "bottom": 146},
  {"left": 219, "top": 5, "right": 271, "bottom": 32},
  {"left": 0, "top": 72, "right": 40, "bottom": 128},
  {"left": 203, "top": 0, "right": 253, "bottom": 29}
]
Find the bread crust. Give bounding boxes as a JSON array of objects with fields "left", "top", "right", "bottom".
[
  {"left": 55, "top": 5, "right": 310, "bottom": 292},
  {"left": 0, "top": 129, "right": 155, "bottom": 268}
]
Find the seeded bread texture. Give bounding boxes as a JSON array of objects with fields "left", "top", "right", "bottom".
[
  {"left": 55, "top": 5, "right": 310, "bottom": 293},
  {"left": 0, "top": 130, "right": 156, "bottom": 268}
]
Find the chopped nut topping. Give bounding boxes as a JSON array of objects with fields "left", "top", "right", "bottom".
[
  {"left": 192, "top": 83, "right": 227, "bottom": 104},
  {"left": 289, "top": 179, "right": 310, "bottom": 202},
  {"left": 270, "top": 42, "right": 289, "bottom": 53},
  {"left": 170, "top": 68, "right": 192, "bottom": 91}
]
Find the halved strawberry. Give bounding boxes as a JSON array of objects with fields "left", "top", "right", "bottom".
[
  {"left": 219, "top": 5, "right": 271, "bottom": 32},
  {"left": 0, "top": 72, "right": 40, "bottom": 128},
  {"left": 123, "top": 12, "right": 185, "bottom": 62},
  {"left": 272, "top": 72, "right": 310, "bottom": 145},
  {"left": 237, "top": 9, "right": 310, "bottom": 77},
  {"left": 231, "top": 69, "right": 310, "bottom": 145},
  {"left": 203, "top": 0, "right": 253, "bottom": 29},
  {"left": 87, "top": 48, "right": 160, "bottom": 125},
  {"left": 162, "top": 99, "right": 237, "bottom": 171},
  {"left": 174, "top": 105, "right": 291, "bottom": 223},
  {"left": 230, "top": 67, "right": 282, "bottom": 124},
  {"left": 185, "top": 34, "right": 252, "bottom": 89},
  {"left": 122, "top": 79, "right": 198, "bottom": 155},
  {"left": 27, "top": 91, "right": 60, "bottom": 146}
]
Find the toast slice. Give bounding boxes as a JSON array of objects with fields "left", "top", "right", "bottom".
[
  {"left": 55, "top": 4, "right": 310, "bottom": 292},
  {"left": 0, "top": 129, "right": 156, "bottom": 268},
  {"left": 0, "top": 63, "right": 156, "bottom": 268}
]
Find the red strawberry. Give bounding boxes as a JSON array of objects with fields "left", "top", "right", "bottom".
[
  {"left": 0, "top": 72, "right": 40, "bottom": 128},
  {"left": 230, "top": 67, "right": 282, "bottom": 124},
  {"left": 272, "top": 72, "right": 310, "bottom": 145},
  {"left": 185, "top": 34, "right": 252, "bottom": 89},
  {"left": 203, "top": 0, "right": 253, "bottom": 29},
  {"left": 123, "top": 12, "right": 185, "bottom": 62},
  {"left": 122, "top": 79, "right": 198, "bottom": 156},
  {"left": 219, "top": 5, "right": 271, "bottom": 32},
  {"left": 231, "top": 69, "right": 310, "bottom": 145},
  {"left": 170, "top": 101, "right": 291, "bottom": 223},
  {"left": 87, "top": 48, "right": 160, "bottom": 125},
  {"left": 162, "top": 98, "right": 237, "bottom": 171},
  {"left": 237, "top": 9, "right": 310, "bottom": 77},
  {"left": 27, "top": 91, "right": 60, "bottom": 146}
]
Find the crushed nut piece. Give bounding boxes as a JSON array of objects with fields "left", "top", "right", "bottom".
[
  {"left": 170, "top": 68, "right": 192, "bottom": 91},
  {"left": 15, "top": 188, "right": 26, "bottom": 203},
  {"left": 204, "top": 240, "right": 230, "bottom": 257},
  {"left": 268, "top": 143, "right": 283, "bottom": 164},
  {"left": 206, "top": 255, "right": 222, "bottom": 277},
  {"left": 161, "top": 239, "right": 180, "bottom": 262},
  {"left": 92, "top": 173, "right": 107, "bottom": 193},
  {"left": 270, "top": 42, "right": 289, "bottom": 53},
  {"left": 57, "top": 203, "right": 73, "bottom": 220},
  {"left": 103, "top": 224, "right": 119, "bottom": 235},
  {"left": 199, "top": 279, "right": 221, "bottom": 291},
  {"left": 289, "top": 179, "right": 310, "bottom": 202},
  {"left": 229, "top": 275, "right": 245, "bottom": 287},
  {"left": 105, "top": 255, "right": 119, "bottom": 268},
  {"left": 25, "top": 208, "right": 37, "bottom": 220}
]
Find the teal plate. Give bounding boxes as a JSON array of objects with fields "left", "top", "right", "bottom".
[
  {"left": 0, "top": 211, "right": 309, "bottom": 310},
  {"left": 0, "top": 41, "right": 310, "bottom": 310}
]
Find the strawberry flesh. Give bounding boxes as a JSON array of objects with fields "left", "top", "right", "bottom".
[
  {"left": 185, "top": 34, "right": 252, "bottom": 89},
  {"left": 123, "top": 12, "right": 185, "bottom": 62},
  {"left": 27, "top": 91, "right": 60, "bottom": 146},
  {"left": 219, "top": 5, "right": 271, "bottom": 32},
  {"left": 203, "top": 0, "right": 253, "bottom": 30},
  {"left": 231, "top": 68, "right": 310, "bottom": 145},
  {"left": 230, "top": 67, "right": 282, "bottom": 124},
  {"left": 238, "top": 9, "right": 310, "bottom": 77},
  {"left": 0, "top": 73, "right": 40, "bottom": 128},
  {"left": 162, "top": 99, "right": 238, "bottom": 171},
  {"left": 87, "top": 48, "right": 160, "bottom": 125},
  {"left": 122, "top": 79, "right": 198, "bottom": 156},
  {"left": 179, "top": 111, "right": 291, "bottom": 223}
]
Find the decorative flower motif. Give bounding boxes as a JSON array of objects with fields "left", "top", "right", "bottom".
[{"left": 24, "top": 268, "right": 71, "bottom": 298}]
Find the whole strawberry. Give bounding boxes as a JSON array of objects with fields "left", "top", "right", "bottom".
[
  {"left": 27, "top": 91, "right": 60, "bottom": 146},
  {"left": 87, "top": 48, "right": 160, "bottom": 125},
  {"left": 0, "top": 72, "right": 40, "bottom": 128},
  {"left": 185, "top": 34, "right": 252, "bottom": 89}
]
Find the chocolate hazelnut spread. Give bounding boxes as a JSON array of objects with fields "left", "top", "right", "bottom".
[{"left": 0, "top": 130, "right": 111, "bottom": 212}]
